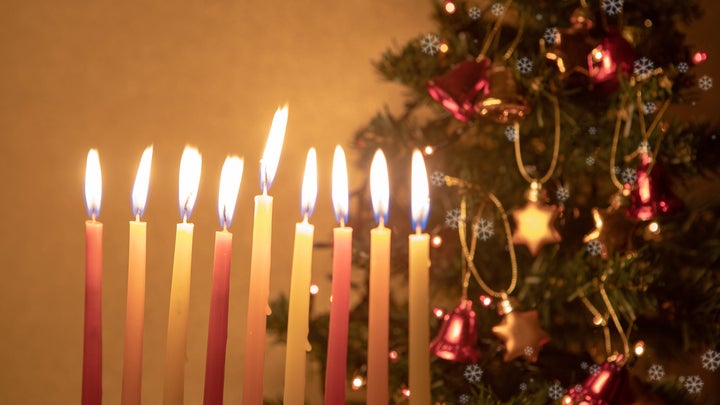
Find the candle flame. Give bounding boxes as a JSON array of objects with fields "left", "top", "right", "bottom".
[
  {"left": 301, "top": 148, "right": 318, "bottom": 219},
  {"left": 332, "top": 145, "right": 349, "bottom": 225},
  {"left": 370, "top": 149, "right": 389, "bottom": 225},
  {"left": 259, "top": 104, "right": 288, "bottom": 192},
  {"left": 217, "top": 156, "right": 244, "bottom": 229},
  {"left": 84, "top": 149, "right": 102, "bottom": 219},
  {"left": 131, "top": 146, "right": 153, "bottom": 218},
  {"left": 178, "top": 146, "right": 202, "bottom": 221},
  {"left": 411, "top": 149, "right": 430, "bottom": 232}
]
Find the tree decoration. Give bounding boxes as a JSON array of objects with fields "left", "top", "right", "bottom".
[
  {"left": 627, "top": 153, "right": 684, "bottom": 221},
  {"left": 477, "top": 61, "right": 530, "bottom": 124},
  {"left": 511, "top": 183, "right": 562, "bottom": 256},
  {"left": 546, "top": 7, "right": 595, "bottom": 84},
  {"left": 566, "top": 354, "right": 630, "bottom": 404},
  {"left": 587, "top": 28, "right": 635, "bottom": 92},
  {"left": 429, "top": 298, "right": 481, "bottom": 363},
  {"left": 491, "top": 298, "right": 550, "bottom": 363},
  {"left": 426, "top": 58, "right": 491, "bottom": 122},
  {"left": 584, "top": 192, "right": 638, "bottom": 257}
]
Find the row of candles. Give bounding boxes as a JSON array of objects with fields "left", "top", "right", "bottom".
[{"left": 81, "top": 106, "right": 432, "bottom": 405}]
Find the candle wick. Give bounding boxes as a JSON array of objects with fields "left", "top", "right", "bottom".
[
  {"left": 91, "top": 211, "right": 97, "bottom": 222},
  {"left": 415, "top": 224, "right": 422, "bottom": 235},
  {"left": 135, "top": 212, "right": 140, "bottom": 222},
  {"left": 340, "top": 217, "right": 345, "bottom": 228},
  {"left": 303, "top": 213, "right": 309, "bottom": 224},
  {"left": 378, "top": 216, "right": 385, "bottom": 228},
  {"left": 183, "top": 214, "right": 188, "bottom": 224}
]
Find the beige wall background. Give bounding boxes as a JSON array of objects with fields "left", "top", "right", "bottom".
[
  {"left": 0, "top": 1, "right": 717, "bottom": 404},
  {"left": 0, "top": 1, "right": 432, "bottom": 404}
]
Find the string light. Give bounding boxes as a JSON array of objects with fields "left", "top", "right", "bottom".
[
  {"left": 309, "top": 284, "right": 319, "bottom": 295},
  {"left": 444, "top": 1, "right": 456, "bottom": 14},
  {"left": 431, "top": 235, "right": 443, "bottom": 247},
  {"left": 433, "top": 307, "right": 445, "bottom": 318}
]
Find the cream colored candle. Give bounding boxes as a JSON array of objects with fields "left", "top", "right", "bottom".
[
  {"left": 83, "top": 149, "right": 102, "bottom": 405},
  {"left": 325, "top": 145, "right": 353, "bottom": 405},
  {"left": 203, "top": 156, "right": 243, "bottom": 405},
  {"left": 242, "top": 105, "right": 288, "bottom": 405},
  {"left": 122, "top": 146, "right": 153, "bottom": 405},
  {"left": 163, "top": 146, "right": 202, "bottom": 405},
  {"left": 408, "top": 149, "right": 431, "bottom": 405},
  {"left": 282, "top": 148, "right": 317, "bottom": 405},
  {"left": 367, "top": 149, "right": 390, "bottom": 405}
]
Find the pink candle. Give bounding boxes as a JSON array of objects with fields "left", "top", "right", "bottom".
[
  {"left": 325, "top": 145, "right": 352, "bottom": 405},
  {"left": 83, "top": 149, "right": 102, "bottom": 405},
  {"left": 203, "top": 157, "right": 244, "bottom": 405}
]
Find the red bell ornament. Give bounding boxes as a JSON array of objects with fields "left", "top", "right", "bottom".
[
  {"left": 567, "top": 355, "right": 631, "bottom": 404},
  {"left": 587, "top": 28, "right": 635, "bottom": 92},
  {"left": 627, "top": 153, "right": 683, "bottom": 221},
  {"left": 429, "top": 299, "right": 481, "bottom": 363},
  {"left": 426, "top": 58, "right": 491, "bottom": 122}
]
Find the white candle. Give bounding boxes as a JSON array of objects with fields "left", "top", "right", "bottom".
[
  {"left": 163, "top": 146, "right": 202, "bottom": 405},
  {"left": 122, "top": 146, "right": 153, "bottom": 405},
  {"left": 367, "top": 149, "right": 391, "bottom": 405},
  {"left": 282, "top": 148, "right": 317, "bottom": 405},
  {"left": 242, "top": 105, "right": 288, "bottom": 405},
  {"left": 408, "top": 149, "right": 431, "bottom": 405}
]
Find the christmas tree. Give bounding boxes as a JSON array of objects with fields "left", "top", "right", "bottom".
[{"left": 270, "top": 0, "right": 720, "bottom": 403}]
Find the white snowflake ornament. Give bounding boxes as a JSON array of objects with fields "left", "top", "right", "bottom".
[
  {"left": 648, "top": 364, "right": 665, "bottom": 381},
  {"left": 464, "top": 364, "right": 483, "bottom": 383},
  {"left": 420, "top": 34, "right": 440, "bottom": 55},
  {"left": 699, "top": 75, "right": 713, "bottom": 91},
  {"left": 491, "top": 2, "right": 504, "bottom": 16},
  {"left": 556, "top": 187, "right": 569, "bottom": 202},
  {"left": 701, "top": 349, "right": 720, "bottom": 372},
  {"left": 458, "top": 393, "right": 470, "bottom": 404},
  {"left": 430, "top": 171, "right": 446, "bottom": 187},
  {"left": 519, "top": 382, "right": 528, "bottom": 391},
  {"left": 517, "top": 57, "right": 533, "bottom": 75},
  {"left": 684, "top": 375, "right": 703, "bottom": 394},
  {"left": 474, "top": 218, "right": 494, "bottom": 241},
  {"left": 634, "top": 57, "right": 655, "bottom": 78},
  {"left": 586, "top": 156, "right": 596, "bottom": 166},
  {"left": 589, "top": 364, "right": 601, "bottom": 375},
  {"left": 543, "top": 27, "right": 559, "bottom": 45},
  {"left": 505, "top": 125, "right": 517, "bottom": 142},
  {"left": 548, "top": 383, "right": 564, "bottom": 400},
  {"left": 588, "top": 126, "right": 597, "bottom": 135},
  {"left": 677, "top": 62, "right": 689, "bottom": 74},
  {"left": 586, "top": 240, "right": 602, "bottom": 256},
  {"left": 621, "top": 168, "right": 637, "bottom": 185},
  {"left": 468, "top": 6, "right": 481, "bottom": 20},
  {"left": 602, "top": 0, "right": 624, "bottom": 15},
  {"left": 445, "top": 208, "right": 461, "bottom": 229},
  {"left": 643, "top": 102, "right": 657, "bottom": 115}
]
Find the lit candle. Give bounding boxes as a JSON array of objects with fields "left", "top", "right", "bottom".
[
  {"left": 282, "top": 148, "right": 318, "bottom": 405},
  {"left": 83, "top": 149, "right": 102, "bottom": 405},
  {"left": 121, "top": 146, "right": 153, "bottom": 405},
  {"left": 163, "top": 146, "right": 202, "bottom": 405},
  {"left": 408, "top": 149, "right": 431, "bottom": 405},
  {"left": 367, "top": 149, "right": 390, "bottom": 405},
  {"left": 325, "top": 145, "right": 353, "bottom": 405},
  {"left": 242, "top": 105, "right": 288, "bottom": 405},
  {"left": 204, "top": 156, "right": 244, "bottom": 405}
]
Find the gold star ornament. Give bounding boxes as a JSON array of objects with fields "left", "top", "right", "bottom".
[
  {"left": 492, "top": 309, "right": 550, "bottom": 362},
  {"left": 511, "top": 199, "right": 561, "bottom": 256}
]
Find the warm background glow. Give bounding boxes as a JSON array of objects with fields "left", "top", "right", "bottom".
[
  {"left": 1, "top": 1, "right": 718, "bottom": 404},
  {"left": 0, "top": 1, "right": 436, "bottom": 404}
]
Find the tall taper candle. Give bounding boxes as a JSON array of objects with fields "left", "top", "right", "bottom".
[
  {"left": 242, "top": 105, "right": 288, "bottom": 405},
  {"left": 325, "top": 145, "right": 352, "bottom": 405},
  {"left": 163, "top": 147, "right": 202, "bottom": 405},
  {"left": 282, "top": 148, "right": 317, "bottom": 405},
  {"left": 408, "top": 149, "right": 431, "bottom": 405},
  {"left": 83, "top": 149, "right": 102, "bottom": 405},
  {"left": 203, "top": 156, "right": 244, "bottom": 405},
  {"left": 122, "top": 146, "right": 153, "bottom": 405},
  {"left": 367, "top": 150, "right": 390, "bottom": 405}
]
